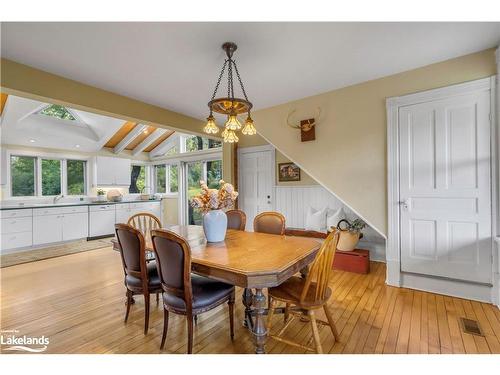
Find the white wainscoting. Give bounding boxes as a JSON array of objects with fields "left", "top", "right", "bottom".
[{"left": 274, "top": 185, "right": 386, "bottom": 262}]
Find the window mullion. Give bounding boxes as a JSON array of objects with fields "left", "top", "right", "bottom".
[
  {"left": 36, "top": 157, "right": 42, "bottom": 197},
  {"left": 61, "top": 159, "right": 67, "bottom": 195}
]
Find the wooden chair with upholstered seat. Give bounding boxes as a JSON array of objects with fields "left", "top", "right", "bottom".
[
  {"left": 226, "top": 209, "right": 247, "bottom": 231},
  {"left": 253, "top": 211, "right": 285, "bottom": 235},
  {"left": 115, "top": 223, "right": 163, "bottom": 335},
  {"left": 151, "top": 229, "right": 236, "bottom": 354},
  {"left": 266, "top": 228, "right": 340, "bottom": 354}
]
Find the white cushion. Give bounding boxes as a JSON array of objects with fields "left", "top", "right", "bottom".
[
  {"left": 305, "top": 206, "right": 327, "bottom": 232},
  {"left": 326, "top": 207, "right": 346, "bottom": 231}
]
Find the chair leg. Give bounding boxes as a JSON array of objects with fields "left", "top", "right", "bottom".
[
  {"left": 156, "top": 292, "right": 159, "bottom": 304},
  {"left": 160, "top": 308, "right": 169, "bottom": 350},
  {"left": 228, "top": 294, "right": 235, "bottom": 340},
  {"left": 284, "top": 302, "right": 290, "bottom": 323},
  {"left": 124, "top": 290, "right": 133, "bottom": 323},
  {"left": 194, "top": 315, "right": 198, "bottom": 324},
  {"left": 144, "top": 293, "right": 150, "bottom": 335},
  {"left": 309, "top": 310, "right": 323, "bottom": 354},
  {"left": 323, "top": 304, "right": 340, "bottom": 342},
  {"left": 187, "top": 314, "right": 194, "bottom": 354},
  {"left": 267, "top": 297, "right": 277, "bottom": 333}
]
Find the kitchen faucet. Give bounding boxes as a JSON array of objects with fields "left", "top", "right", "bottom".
[{"left": 53, "top": 194, "right": 64, "bottom": 204}]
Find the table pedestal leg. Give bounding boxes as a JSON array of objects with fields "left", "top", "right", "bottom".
[
  {"left": 252, "top": 288, "right": 267, "bottom": 354},
  {"left": 242, "top": 288, "right": 254, "bottom": 329}
]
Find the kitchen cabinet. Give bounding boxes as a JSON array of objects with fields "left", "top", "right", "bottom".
[
  {"left": 33, "top": 206, "right": 89, "bottom": 245},
  {"left": 1, "top": 209, "right": 33, "bottom": 251},
  {"left": 89, "top": 204, "right": 116, "bottom": 237},
  {"left": 33, "top": 213, "right": 62, "bottom": 245},
  {"left": 115, "top": 201, "right": 162, "bottom": 224},
  {"left": 95, "top": 156, "right": 131, "bottom": 186}
]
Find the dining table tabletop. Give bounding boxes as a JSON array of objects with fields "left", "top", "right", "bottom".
[{"left": 112, "top": 224, "right": 321, "bottom": 354}]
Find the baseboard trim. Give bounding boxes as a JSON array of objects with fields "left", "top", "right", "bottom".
[
  {"left": 358, "top": 239, "right": 386, "bottom": 263},
  {"left": 401, "top": 272, "right": 492, "bottom": 303}
]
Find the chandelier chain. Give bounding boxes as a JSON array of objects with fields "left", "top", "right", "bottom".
[
  {"left": 227, "top": 59, "right": 235, "bottom": 100},
  {"left": 233, "top": 61, "right": 249, "bottom": 102},
  {"left": 210, "top": 59, "right": 228, "bottom": 102}
]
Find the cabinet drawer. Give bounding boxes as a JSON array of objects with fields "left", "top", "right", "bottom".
[
  {"left": 34, "top": 207, "right": 66, "bottom": 216},
  {"left": 59, "top": 206, "right": 88, "bottom": 215},
  {"left": 1, "top": 217, "right": 32, "bottom": 234},
  {"left": 89, "top": 204, "right": 115, "bottom": 212},
  {"left": 0, "top": 208, "right": 33, "bottom": 219},
  {"left": 1, "top": 231, "right": 32, "bottom": 251}
]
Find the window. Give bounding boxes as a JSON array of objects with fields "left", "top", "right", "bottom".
[
  {"left": 206, "top": 160, "right": 222, "bottom": 189},
  {"left": 67, "top": 160, "right": 86, "bottom": 195},
  {"left": 169, "top": 165, "right": 178, "bottom": 193},
  {"left": 187, "top": 159, "right": 222, "bottom": 225},
  {"left": 153, "top": 164, "right": 178, "bottom": 194},
  {"left": 130, "top": 165, "right": 146, "bottom": 194},
  {"left": 154, "top": 165, "right": 166, "bottom": 193},
  {"left": 10, "top": 156, "right": 36, "bottom": 197},
  {"left": 38, "top": 104, "right": 77, "bottom": 121},
  {"left": 41, "top": 159, "right": 62, "bottom": 196},
  {"left": 166, "top": 146, "right": 178, "bottom": 156},
  {"left": 184, "top": 135, "right": 222, "bottom": 153},
  {"left": 8, "top": 154, "right": 88, "bottom": 198}
]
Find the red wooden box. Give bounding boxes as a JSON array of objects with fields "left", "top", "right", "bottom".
[{"left": 333, "top": 248, "right": 370, "bottom": 274}]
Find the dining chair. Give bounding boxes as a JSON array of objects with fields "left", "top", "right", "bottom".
[
  {"left": 127, "top": 212, "right": 162, "bottom": 242},
  {"left": 226, "top": 209, "right": 247, "bottom": 231},
  {"left": 253, "top": 211, "right": 286, "bottom": 235},
  {"left": 151, "top": 229, "right": 236, "bottom": 354},
  {"left": 115, "top": 223, "right": 163, "bottom": 335},
  {"left": 266, "top": 229, "right": 340, "bottom": 353}
]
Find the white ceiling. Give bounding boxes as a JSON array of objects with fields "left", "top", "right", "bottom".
[
  {"left": 1, "top": 95, "right": 124, "bottom": 152},
  {"left": 2, "top": 23, "right": 500, "bottom": 120}
]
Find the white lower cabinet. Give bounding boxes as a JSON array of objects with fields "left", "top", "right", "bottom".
[
  {"left": 33, "top": 206, "right": 89, "bottom": 245},
  {"left": 115, "top": 201, "right": 162, "bottom": 225},
  {"left": 63, "top": 212, "right": 89, "bottom": 241},
  {"left": 1, "top": 209, "right": 34, "bottom": 252},
  {"left": 33, "top": 214, "right": 63, "bottom": 245},
  {"left": 89, "top": 205, "right": 116, "bottom": 237}
]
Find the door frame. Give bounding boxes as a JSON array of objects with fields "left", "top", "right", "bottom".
[
  {"left": 386, "top": 76, "right": 498, "bottom": 302},
  {"left": 237, "top": 144, "right": 276, "bottom": 220}
]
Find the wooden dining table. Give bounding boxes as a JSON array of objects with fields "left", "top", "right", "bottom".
[{"left": 112, "top": 224, "right": 321, "bottom": 354}]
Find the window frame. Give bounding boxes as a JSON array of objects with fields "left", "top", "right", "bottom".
[
  {"left": 10, "top": 154, "right": 37, "bottom": 197},
  {"left": 129, "top": 162, "right": 150, "bottom": 196},
  {"left": 152, "top": 162, "right": 179, "bottom": 196},
  {"left": 5, "top": 149, "right": 89, "bottom": 200}
]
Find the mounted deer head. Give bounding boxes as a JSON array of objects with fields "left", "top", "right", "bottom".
[{"left": 286, "top": 107, "right": 321, "bottom": 142}]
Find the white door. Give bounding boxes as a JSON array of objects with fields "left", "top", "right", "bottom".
[
  {"left": 399, "top": 91, "right": 492, "bottom": 284},
  {"left": 239, "top": 148, "right": 274, "bottom": 231}
]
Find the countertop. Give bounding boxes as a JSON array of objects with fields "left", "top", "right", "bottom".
[{"left": 0, "top": 199, "right": 162, "bottom": 211}]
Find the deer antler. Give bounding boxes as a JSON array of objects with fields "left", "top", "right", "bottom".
[{"left": 286, "top": 109, "right": 300, "bottom": 129}]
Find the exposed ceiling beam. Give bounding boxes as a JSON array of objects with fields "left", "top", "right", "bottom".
[
  {"left": 113, "top": 123, "right": 147, "bottom": 154},
  {"left": 150, "top": 133, "right": 180, "bottom": 158},
  {"left": 132, "top": 128, "right": 167, "bottom": 156}
]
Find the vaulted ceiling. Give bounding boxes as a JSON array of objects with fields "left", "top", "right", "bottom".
[{"left": 0, "top": 94, "right": 176, "bottom": 156}]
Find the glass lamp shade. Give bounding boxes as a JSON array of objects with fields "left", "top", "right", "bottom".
[
  {"left": 222, "top": 128, "right": 239, "bottom": 143},
  {"left": 241, "top": 115, "right": 257, "bottom": 135},
  {"left": 224, "top": 113, "right": 242, "bottom": 131},
  {"left": 203, "top": 115, "right": 219, "bottom": 134}
]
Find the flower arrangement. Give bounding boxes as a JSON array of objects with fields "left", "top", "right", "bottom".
[{"left": 190, "top": 180, "right": 238, "bottom": 213}]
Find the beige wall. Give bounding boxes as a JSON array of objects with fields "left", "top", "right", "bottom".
[{"left": 252, "top": 49, "right": 497, "bottom": 237}]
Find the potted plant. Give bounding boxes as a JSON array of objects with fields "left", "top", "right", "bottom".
[
  {"left": 191, "top": 180, "right": 238, "bottom": 242},
  {"left": 335, "top": 218, "right": 366, "bottom": 251},
  {"left": 96, "top": 188, "right": 107, "bottom": 202}
]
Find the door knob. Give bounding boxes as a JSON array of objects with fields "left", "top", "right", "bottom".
[{"left": 398, "top": 199, "right": 409, "bottom": 209}]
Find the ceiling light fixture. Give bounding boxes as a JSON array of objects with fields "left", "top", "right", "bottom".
[
  {"left": 29, "top": 139, "right": 35, "bottom": 143},
  {"left": 204, "top": 42, "right": 256, "bottom": 143},
  {"left": 75, "top": 144, "right": 80, "bottom": 148}
]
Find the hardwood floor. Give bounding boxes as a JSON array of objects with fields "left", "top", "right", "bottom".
[{"left": 1, "top": 245, "right": 499, "bottom": 354}]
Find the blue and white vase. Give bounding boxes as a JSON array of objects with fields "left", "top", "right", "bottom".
[{"left": 202, "top": 209, "right": 227, "bottom": 242}]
